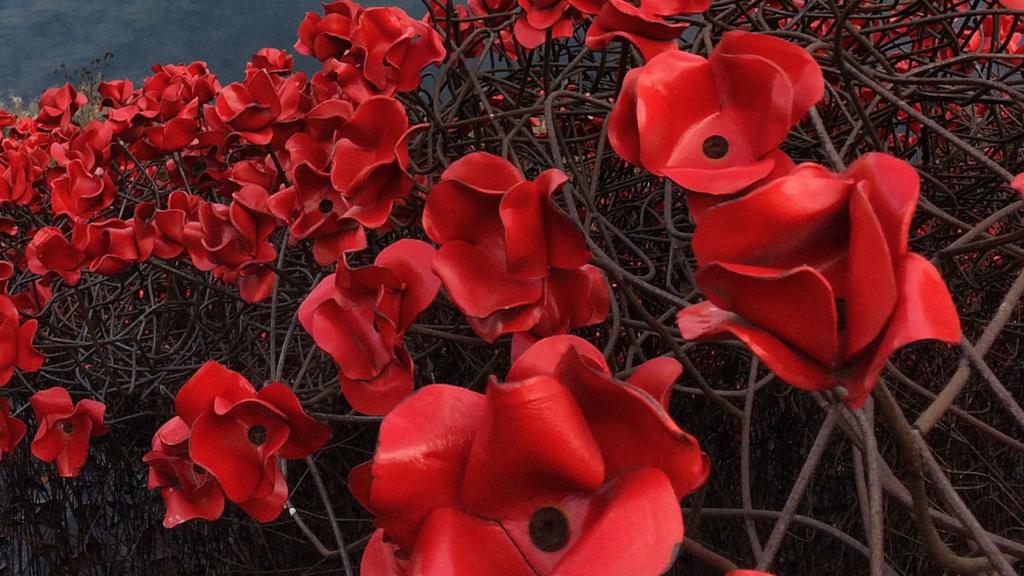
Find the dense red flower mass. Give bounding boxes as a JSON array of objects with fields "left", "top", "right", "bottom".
[
  {"left": 207, "top": 69, "right": 302, "bottom": 145},
  {"left": 29, "top": 387, "right": 107, "bottom": 477},
  {"left": 352, "top": 335, "right": 708, "bottom": 575},
  {"left": 677, "top": 154, "right": 961, "bottom": 406},
  {"left": 172, "top": 361, "right": 330, "bottom": 521},
  {"left": 299, "top": 239, "right": 440, "bottom": 415},
  {"left": 143, "top": 416, "right": 225, "bottom": 528},
  {"left": 608, "top": 30, "right": 824, "bottom": 194},
  {"left": 424, "top": 152, "right": 609, "bottom": 345},
  {"left": 0, "top": 294, "right": 44, "bottom": 387},
  {"left": 0, "top": 397, "right": 27, "bottom": 461}
]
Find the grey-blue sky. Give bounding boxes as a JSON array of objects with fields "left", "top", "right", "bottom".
[{"left": 0, "top": 0, "right": 419, "bottom": 101}]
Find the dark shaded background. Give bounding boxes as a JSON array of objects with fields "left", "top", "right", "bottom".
[{"left": 0, "top": 0, "right": 419, "bottom": 101}]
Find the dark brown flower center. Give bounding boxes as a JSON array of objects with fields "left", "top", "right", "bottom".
[
  {"left": 529, "top": 506, "right": 570, "bottom": 552},
  {"left": 835, "top": 298, "right": 847, "bottom": 332},
  {"left": 248, "top": 424, "right": 268, "bottom": 446},
  {"left": 702, "top": 135, "right": 729, "bottom": 159},
  {"left": 318, "top": 198, "right": 334, "bottom": 213},
  {"left": 61, "top": 421, "right": 74, "bottom": 434},
  {"left": 192, "top": 463, "right": 207, "bottom": 476}
]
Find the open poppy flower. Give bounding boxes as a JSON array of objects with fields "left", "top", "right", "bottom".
[
  {"left": 350, "top": 7, "right": 446, "bottom": 93},
  {"left": 295, "top": 0, "right": 364, "bottom": 62},
  {"left": 207, "top": 69, "right": 303, "bottom": 145},
  {"left": 299, "top": 239, "right": 440, "bottom": 415},
  {"left": 35, "top": 84, "right": 87, "bottom": 129},
  {"left": 49, "top": 158, "right": 118, "bottom": 222},
  {"left": 29, "top": 387, "right": 107, "bottom": 477},
  {"left": 173, "top": 361, "right": 330, "bottom": 522},
  {"left": 0, "top": 294, "right": 44, "bottom": 387},
  {"left": 329, "top": 96, "right": 417, "bottom": 228},
  {"left": 143, "top": 416, "right": 226, "bottom": 528},
  {"left": 677, "top": 154, "right": 961, "bottom": 406},
  {"left": 423, "top": 152, "right": 609, "bottom": 344},
  {"left": 608, "top": 31, "right": 823, "bottom": 194},
  {"left": 0, "top": 397, "right": 27, "bottom": 461},
  {"left": 352, "top": 335, "right": 709, "bottom": 575}
]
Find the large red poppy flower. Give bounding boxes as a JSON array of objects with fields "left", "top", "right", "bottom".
[
  {"left": 677, "top": 154, "right": 961, "bottom": 407},
  {"left": 295, "top": 0, "right": 364, "bottom": 62},
  {"left": 298, "top": 239, "right": 440, "bottom": 415},
  {"left": 329, "top": 96, "right": 416, "bottom": 228},
  {"left": 35, "top": 84, "right": 87, "bottom": 129},
  {"left": 586, "top": 0, "right": 708, "bottom": 60},
  {"left": 349, "top": 6, "right": 446, "bottom": 93},
  {"left": 29, "top": 387, "right": 108, "bottom": 478},
  {"left": 143, "top": 416, "right": 226, "bottom": 528},
  {"left": 267, "top": 161, "right": 367, "bottom": 265},
  {"left": 49, "top": 158, "right": 117, "bottom": 222},
  {"left": 352, "top": 335, "right": 709, "bottom": 575},
  {"left": 183, "top": 198, "right": 277, "bottom": 302},
  {"left": 423, "top": 152, "right": 609, "bottom": 344},
  {"left": 207, "top": 69, "right": 303, "bottom": 145},
  {"left": 608, "top": 31, "right": 824, "bottom": 194},
  {"left": 0, "top": 294, "right": 44, "bottom": 387},
  {"left": 0, "top": 397, "right": 27, "bottom": 461},
  {"left": 173, "top": 361, "right": 330, "bottom": 522},
  {"left": 0, "top": 146, "right": 47, "bottom": 206}
]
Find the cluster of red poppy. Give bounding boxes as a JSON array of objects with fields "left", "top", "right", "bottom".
[
  {"left": 603, "top": 30, "right": 961, "bottom": 406},
  {"left": 0, "top": 0, "right": 971, "bottom": 572}
]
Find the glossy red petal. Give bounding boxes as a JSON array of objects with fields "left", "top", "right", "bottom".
[
  {"left": 358, "top": 385, "right": 486, "bottom": 547},
  {"left": 174, "top": 361, "right": 256, "bottom": 427},
  {"left": 460, "top": 375, "right": 605, "bottom": 518},
  {"left": 433, "top": 241, "right": 543, "bottom": 318},
  {"left": 256, "top": 383, "right": 331, "bottom": 459},
  {"left": 409, "top": 508, "right": 535, "bottom": 576},
  {"left": 627, "top": 356, "right": 682, "bottom": 411}
]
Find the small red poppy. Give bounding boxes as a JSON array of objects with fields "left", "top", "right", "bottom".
[
  {"left": 0, "top": 397, "right": 27, "bottom": 461},
  {"left": 29, "top": 387, "right": 108, "bottom": 478}
]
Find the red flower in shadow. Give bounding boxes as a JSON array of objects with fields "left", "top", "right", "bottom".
[
  {"left": 0, "top": 294, "right": 44, "bottom": 387},
  {"left": 30, "top": 387, "right": 107, "bottom": 477},
  {"left": 143, "top": 416, "right": 226, "bottom": 528},
  {"left": 0, "top": 398, "right": 27, "bottom": 461},
  {"left": 173, "top": 361, "right": 330, "bottom": 522}
]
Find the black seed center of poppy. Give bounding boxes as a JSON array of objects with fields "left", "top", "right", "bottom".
[
  {"left": 191, "top": 160, "right": 207, "bottom": 175},
  {"left": 192, "top": 464, "right": 207, "bottom": 476},
  {"left": 61, "top": 421, "right": 74, "bottom": 434},
  {"left": 529, "top": 506, "right": 570, "bottom": 552},
  {"left": 248, "top": 424, "right": 268, "bottom": 446},
  {"left": 318, "top": 198, "right": 334, "bottom": 213},
  {"left": 835, "top": 298, "right": 847, "bottom": 332},
  {"left": 702, "top": 135, "right": 729, "bottom": 159}
]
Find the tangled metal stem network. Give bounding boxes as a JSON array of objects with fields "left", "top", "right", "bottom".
[{"left": 2, "top": 0, "right": 1024, "bottom": 574}]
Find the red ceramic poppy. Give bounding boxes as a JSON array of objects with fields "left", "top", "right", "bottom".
[
  {"left": 608, "top": 30, "right": 824, "bottom": 194},
  {"left": 349, "top": 7, "right": 447, "bottom": 93},
  {"left": 678, "top": 154, "right": 961, "bottom": 407},
  {"left": 0, "top": 397, "right": 27, "bottom": 461},
  {"left": 29, "top": 387, "right": 108, "bottom": 477},
  {"left": 0, "top": 146, "right": 46, "bottom": 206},
  {"left": 352, "top": 335, "right": 709, "bottom": 575},
  {"left": 0, "top": 294, "right": 44, "bottom": 387},
  {"left": 248, "top": 48, "right": 295, "bottom": 76},
  {"left": 299, "top": 239, "right": 440, "bottom": 415},
  {"left": 295, "top": 0, "right": 364, "bottom": 62},
  {"left": 143, "top": 416, "right": 226, "bottom": 527},
  {"left": 173, "top": 361, "right": 330, "bottom": 521},
  {"left": 35, "top": 84, "right": 87, "bottom": 129},
  {"left": 586, "top": 0, "right": 704, "bottom": 60},
  {"left": 49, "top": 158, "right": 117, "bottom": 222},
  {"left": 513, "top": 0, "right": 578, "bottom": 49},
  {"left": 207, "top": 69, "right": 302, "bottom": 145},
  {"left": 267, "top": 162, "right": 368, "bottom": 265},
  {"left": 329, "top": 96, "right": 416, "bottom": 228},
  {"left": 423, "top": 152, "right": 609, "bottom": 343}
]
